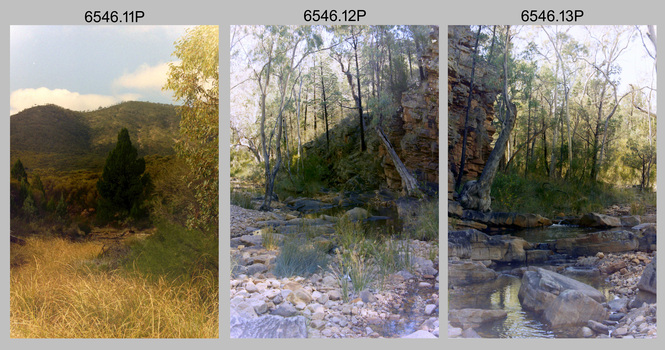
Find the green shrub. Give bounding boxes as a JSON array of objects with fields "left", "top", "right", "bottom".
[{"left": 490, "top": 171, "right": 636, "bottom": 217}]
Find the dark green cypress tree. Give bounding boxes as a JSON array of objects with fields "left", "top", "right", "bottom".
[{"left": 97, "top": 128, "right": 150, "bottom": 219}]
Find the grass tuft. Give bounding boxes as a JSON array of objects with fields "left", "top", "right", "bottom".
[{"left": 272, "top": 235, "right": 328, "bottom": 278}]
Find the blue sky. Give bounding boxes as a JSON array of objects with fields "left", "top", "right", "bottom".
[{"left": 10, "top": 25, "right": 194, "bottom": 115}]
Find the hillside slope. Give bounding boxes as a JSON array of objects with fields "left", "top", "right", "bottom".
[{"left": 10, "top": 101, "right": 180, "bottom": 171}]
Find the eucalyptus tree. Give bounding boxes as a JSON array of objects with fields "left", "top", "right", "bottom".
[
  {"left": 460, "top": 25, "right": 517, "bottom": 211},
  {"left": 582, "top": 26, "right": 633, "bottom": 181},
  {"left": 164, "top": 25, "right": 218, "bottom": 232},
  {"left": 241, "top": 25, "right": 323, "bottom": 211},
  {"left": 331, "top": 25, "right": 367, "bottom": 152}
]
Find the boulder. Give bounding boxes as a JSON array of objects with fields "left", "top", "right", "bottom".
[
  {"left": 636, "top": 256, "right": 657, "bottom": 294},
  {"left": 526, "top": 249, "right": 552, "bottom": 264},
  {"left": 620, "top": 215, "right": 641, "bottom": 227},
  {"left": 629, "top": 256, "right": 657, "bottom": 308},
  {"left": 578, "top": 212, "right": 622, "bottom": 228},
  {"left": 543, "top": 290, "right": 608, "bottom": 328},
  {"left": 448, "top": 260, "right": 497, "bottom": 286},
  {"left": 448, "top": 308, "right": 508, "bottom": 329},
  {"left": 637, "top": 226, "right": 656, "bottom": 252},
  {"left": 518, "top": 267, "right": 605, "bottom": 314},
  {"left": 343, "top": 207, "right": 370, "bottom": 221},
  {"left": 230, "top": 309, "right": 307, "bottom": 338}
]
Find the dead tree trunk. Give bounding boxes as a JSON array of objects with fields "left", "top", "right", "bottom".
[{"left": 376, "top": 126, "right": 423, "bottom": 198}]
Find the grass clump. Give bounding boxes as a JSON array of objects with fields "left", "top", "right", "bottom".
[
  {"left": 331, "top": 216, "right": 414, "bottom": 294},
  {"left": 334, "top": 250, "right": 375, "bottom": 295},
  {"left": 230, "top": 188, "right": 255, "bottom": 210},
  {"left": 261, "top": 228, "right": 279, "bottom": 250},
  {"left": 404, "top": 199, "right": 438, "bottom": 241},
  {"left": 272, "top": 235, "right": 329, "bottom": 278}
]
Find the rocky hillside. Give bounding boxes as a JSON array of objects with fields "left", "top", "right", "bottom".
[{"left": 448, "top": 25, "right": 501, "bottom": 200}]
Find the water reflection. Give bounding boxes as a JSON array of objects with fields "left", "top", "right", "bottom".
[{"left": 449, "top": 272, "right": 611, "bottom": 338}]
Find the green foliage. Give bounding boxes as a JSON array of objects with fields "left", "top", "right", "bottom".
[
  {"left": 274, "top": 153, "right": 327, "bottom": 198},
  {"left": 55, "top": 194, "right": 68, "bottom": 219},
  {"left": 125, "top": 221, "right": 218, "bottom": 281},
  {"left": 491, "top": 171, "right": 635, "bottom": 217},
  {"left": 333, "top": 217, "right": 413, "bottom": 292},
  {"left": 230, "top": 147, "right": 262, "bottom": 182},
  {"left": 371, "top": 238, "right": 411, "bottom": 290},
  {"left": 164, "top": 25, "right": 219, "bottom": 233},
  {"left": 146, "top": 155, "right": 196, "bottom": 228},
  {"left": 272, "top": 235, "right": 328, "bottom": 278},
  {"left": 11, "top": 159, "right": 28, "bottom": 183},
  {"left": 22, "top": 195, "right": 38, "bottom": 219},
  {"left": 96, "top": 128, "right": 151, "bottom": 222}
]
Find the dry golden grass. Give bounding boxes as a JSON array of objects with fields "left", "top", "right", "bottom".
[{"left": 10, "top": 237, "right": 218, "bottom": 338}]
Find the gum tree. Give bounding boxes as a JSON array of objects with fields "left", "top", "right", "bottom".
[{"left": 164, "top": 25, "right": 219, "bottom": 232}]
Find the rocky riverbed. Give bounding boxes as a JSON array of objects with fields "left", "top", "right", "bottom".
[
  {"left": 448, "top": 240, "right": 657, "bottom": 338},
  {"left": 230, "top": 204, "right": 440, "bottom": 338}
]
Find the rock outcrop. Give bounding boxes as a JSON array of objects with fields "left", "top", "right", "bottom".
[
  {"left": 447, "top": 259, "right": 497, "bottom": 286},
  {"left": 448, "top": 25, "right": 501, "bottom": 200},
  {"left": 459, "top": 209, "right": 552, "bottom": 229},
  {"left": 553, "top": 230, "right": 639, "bottom": 257},
  {"left": 448, "top": 229, "right": 531, "bottom": 263},
  {"left": 380, "top": 26, "right": 439, "bottom": 192}
]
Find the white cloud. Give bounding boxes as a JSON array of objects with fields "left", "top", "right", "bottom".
[
  {"left": 10, "top": 87, "right": 140, "bottom": 115},
  {"left": 113, "top": 62, "right": 173, "bottom": 90}
]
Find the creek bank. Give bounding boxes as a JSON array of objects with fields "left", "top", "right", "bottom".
[{"left": 230, "top": 203, "right": 439, "bottom": 338}]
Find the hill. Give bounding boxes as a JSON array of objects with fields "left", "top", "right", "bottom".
[{"left": 10, "top": 101, "right": 180, "bottom": 171}]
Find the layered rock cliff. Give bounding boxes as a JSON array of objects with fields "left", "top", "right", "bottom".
[
  {"left": 448, "top": 26, "right": 501, "bottom": 200},
  {"left": 380, "top": 25, "right": 439, "bottom": 194}
]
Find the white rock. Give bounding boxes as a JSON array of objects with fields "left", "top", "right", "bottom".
[
  {"left": 245, "top": 282, "right": 258, "bottom": 293},
  {"left": 402, "top": 330, "right": 437, "bottom": 338}
]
